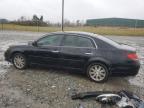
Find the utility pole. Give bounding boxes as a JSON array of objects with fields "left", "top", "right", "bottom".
[
  {"left": 134, "top": 19, "right": 138, "bottom": 31},
  {"left": 37, "top": 20, "right": 39, "bottom": 32},
  {"left": 62, "top": 0, "right": 64, "bottom": 31},
  {"left": 1, "top": 22, "right": 3, "bottom": 31}
]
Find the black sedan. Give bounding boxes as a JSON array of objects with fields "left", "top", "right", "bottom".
[{"left": 4, "top": 32, "right": 140, "bottom": 82}]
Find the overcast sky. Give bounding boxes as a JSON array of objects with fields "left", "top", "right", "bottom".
[{"left": 0, "top": 0, "right": 144, "bottom": 22}]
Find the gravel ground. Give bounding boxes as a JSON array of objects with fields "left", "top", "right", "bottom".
[{"left": 0, "top": 30, "right": 144, "bottom": 108}]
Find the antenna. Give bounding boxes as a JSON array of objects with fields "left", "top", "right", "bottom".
[{"left": 62, "top": 0, "right": 64, "bottom": 31}]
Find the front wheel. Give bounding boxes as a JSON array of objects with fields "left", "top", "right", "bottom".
[
  {"left": 87, "top": 63, "right": 109, "bottom": 83},
  {"left": 12, "top": 53, "right": 27, "bottom": 69}
]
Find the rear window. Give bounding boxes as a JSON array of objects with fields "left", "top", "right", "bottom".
[{"left": 96, "top": 35, "right": 120, "bottom": 48}]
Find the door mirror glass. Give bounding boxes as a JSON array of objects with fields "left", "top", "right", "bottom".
[
  {"left": 28, "top": 41, "right": 37, "bottom": 46},
  {"left": 32, "top": 41, "right": 38, "bottom": 46}
]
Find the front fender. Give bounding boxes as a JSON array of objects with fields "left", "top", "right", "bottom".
[{"left": 5, "top": 46, "right": 26, "bottom": 62}]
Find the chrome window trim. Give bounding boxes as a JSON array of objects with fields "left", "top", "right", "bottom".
[
  {"left": 86, "top": 36, "right": 98, "bottom": 49},
  {"left": 38, "top": 45, "right": 96, "bottom": 49},
  {"left": 36, "top": 33, "right": 98, "bottom": 49},
  {"left": 62, "top": 34, "right": 98, "bottom": 49}
]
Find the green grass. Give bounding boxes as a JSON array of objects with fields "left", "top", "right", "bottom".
[{"left": 0, "top": 24, "right": 144, "bottom": 36}]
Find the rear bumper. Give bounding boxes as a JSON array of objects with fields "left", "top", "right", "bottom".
[{"left": 110, "top": 60, "right": 140, "bottom": 76}]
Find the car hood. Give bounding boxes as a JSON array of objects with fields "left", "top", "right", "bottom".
[{"left": 10, "top": 44, "right": 28, "bottom": 47}]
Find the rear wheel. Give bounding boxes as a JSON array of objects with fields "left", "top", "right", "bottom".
[
  {"left": 87, "top": 63, "right": 109, "bottom": 83},
  {"left": 12, "top": 53, "right": 27, "bottom": 69}
]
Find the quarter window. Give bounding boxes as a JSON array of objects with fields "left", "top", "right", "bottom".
[{"left": 63, "top": 35, "right": 94, "bottom": 48}]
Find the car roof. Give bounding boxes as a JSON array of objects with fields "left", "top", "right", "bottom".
[{"left": 48, "top": 31, "right": 99, "bottom": 38}]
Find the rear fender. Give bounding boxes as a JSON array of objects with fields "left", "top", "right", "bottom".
[{"left": 85, "top": 57, "right": 112, "bottom": 72}]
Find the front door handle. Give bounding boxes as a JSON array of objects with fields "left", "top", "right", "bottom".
[{"left": 51, "top": 50, "right": 59, "bottom": 53}]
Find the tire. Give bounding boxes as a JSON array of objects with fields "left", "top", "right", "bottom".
[
  {"left": 12, "top": 53, "right": 27, "bottom": 69},
  {"left": 87, "top": 63, "right": 109, "bottom": 83}
]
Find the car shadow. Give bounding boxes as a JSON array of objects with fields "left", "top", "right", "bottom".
[
  {"left": 29, "top": 65, "right": 88, "bottom": 79},
  {"left": 10, "top": 64, "right": 131, "bottom": 85}
]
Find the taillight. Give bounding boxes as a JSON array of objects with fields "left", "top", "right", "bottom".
[{"left": 127, "top": 53, "right": 138, "bottom": 60}]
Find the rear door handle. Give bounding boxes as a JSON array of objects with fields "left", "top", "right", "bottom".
[
  {"left": 51, "top": 50, "right": 60, "bottom": 53},
  {"left": 85, "top": 52, "right": 93, "bottom": 55}
]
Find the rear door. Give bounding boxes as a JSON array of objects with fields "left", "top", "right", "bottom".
[{"left": 60, "top": 35, "right": 96, "bottom": 70}]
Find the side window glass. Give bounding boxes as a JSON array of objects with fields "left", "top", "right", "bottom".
[
  {"left": 63, "top": 35, "right": 94, "bottom": 48},
  {"left": 37, "top": 35, "right": 63, "bottom": 46},
  {"left": 63, "top": 36, "right": 77, "bottom": 47},
  {"left": 76, "top": 36, "right": 94, "bottom": 47}
]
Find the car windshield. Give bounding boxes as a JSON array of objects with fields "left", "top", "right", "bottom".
[{"left": 95, "top": 35, "right": 121, "bottom": 48}]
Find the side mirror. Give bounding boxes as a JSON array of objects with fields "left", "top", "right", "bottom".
[
  {"left": 32, "top": 41, "right": 38, "bottom": 46},
  {"left": 28, "top": 41, "right": 37, "bottom": 46}
]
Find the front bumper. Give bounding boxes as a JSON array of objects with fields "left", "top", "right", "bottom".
[{"left": 4, "top": 49, "right": 12, "bottom": 62}]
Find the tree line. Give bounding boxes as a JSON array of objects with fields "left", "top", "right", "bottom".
[{"left": 1, "top": 15, "right": 85, "bottom": 27}]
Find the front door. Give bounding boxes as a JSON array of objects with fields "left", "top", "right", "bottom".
[{"left": 28, "top": 34, "right": 64, "bottom": 67}]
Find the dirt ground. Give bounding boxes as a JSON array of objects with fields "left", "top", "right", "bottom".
[{"left": 0, "top": 31, "right": 144, "bottom": 108}]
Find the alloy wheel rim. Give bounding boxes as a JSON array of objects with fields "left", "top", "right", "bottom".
[
  {"left": 14, "top": 55, "right": 25, "bottom": 69},
  {"left": 89, "top": 65, "right": 106, "bottom": 81}
]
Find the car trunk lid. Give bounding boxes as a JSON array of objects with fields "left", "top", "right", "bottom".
[
  {"left": 119, "top": 44, "right": 139, "bottom": 60},
  {"left": 119, "top": 44, "right": 136, "bottom": 52}
]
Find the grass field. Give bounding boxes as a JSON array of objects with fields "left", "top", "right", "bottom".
[{"left": 0, "top": 24, "right": 144, "bottom": 36}]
